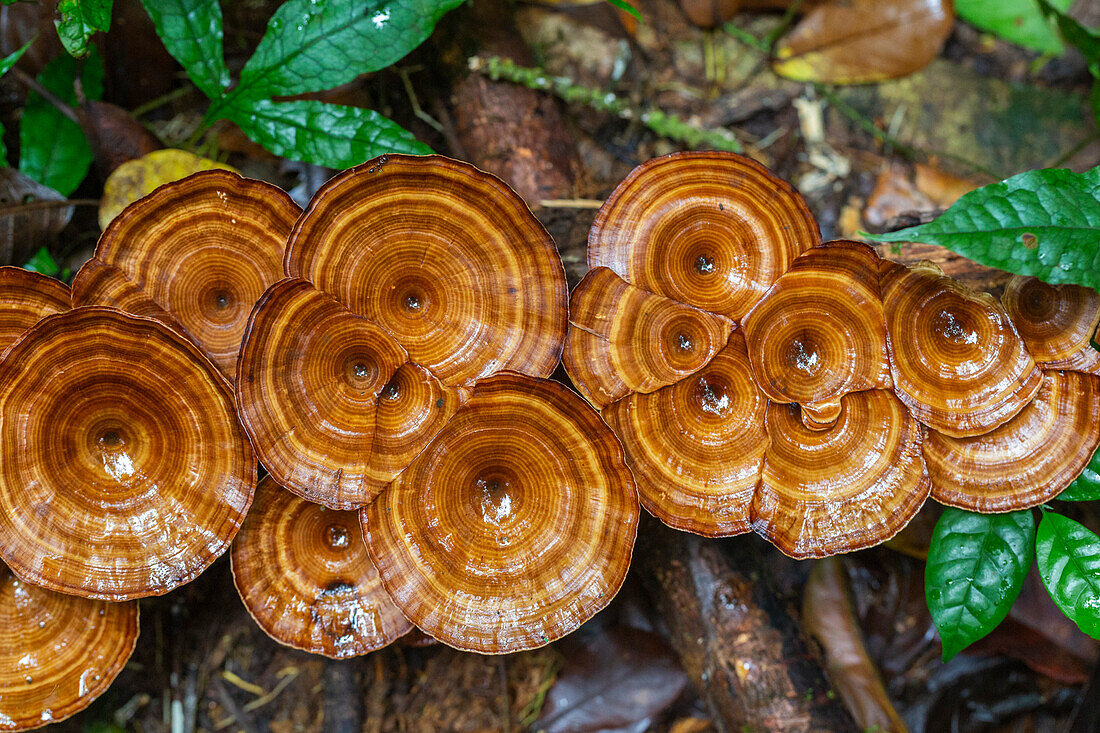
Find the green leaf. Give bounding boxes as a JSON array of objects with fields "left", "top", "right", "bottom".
[
  {"left": 18, "top": 51, "right": 104, "bottom": 196},
  {"left": 1038, "top": 0, "right": 1100, "bottom": 76},
  {"left": 22, "top": 246, "right": 61, "bottom": 276},
  {"left": 225, "top": 98, "right": 429, "bottom": 167},
  {"left": 140, "top": 0, "right": 229, "bottom": 98},
  {"left": 56, "top": 0, "right": 113, "bottom": 57},
  {"left": 866, "top": 167, "right": 1100, "bottom": 291},
  {"left": 1037, "top": 511, "right": 1100, "bottom": 640},
  {"left": 605, "top": 0, "right": 640, "bottom": 21},
  {"left": 955, "top": 0, "right": 1070, "bottom": 54},
  {"left": 0, "top": 40, "right": 31, "bottom": 78},
  {"left": 925, "top": 508, "right": 1035, "bottom": 661},
  {"left": 1058, "top": 446, "right": 1100, "bottom": 501},
  {"left": 211, "top": 0, "right": 464, "bottom": 112}
]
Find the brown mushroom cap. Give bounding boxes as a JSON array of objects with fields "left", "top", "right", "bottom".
[
  {"left": 1002, "top": 275, "right": 1100, "bottom": 374},
  {"left": 284, "top": 154, "right": 567, "bottom": 386},
  {"left": 0, "top": 266, "right": 69, "bottom": 355},
  {"left": 880, "top": 261, "right": 1042, "bottom": 437},
  {"left": 744, "top": 240, "right": 891, "bottom": 419},
  {"left": 237, "top": 278, "right": 465, "bottom": 509},
  {"left": 71, "top": 259, "right": 181, "bottom": 328},
  {"left": 81, "top": 169, "right": 301, "bottom": 380},
  {"left": 754, "top": 390, "right": 930, "bottom": 559},
  {"left": 925, "top": 370, "right": 1100, "bottom": 512},
  {"left": 587, "top": 151, "right": 820, "bottom": 320},
  {"left": 364, "top": 373, "right": 638, "bottom": 654},
  {"left": 231, "top": 477, "right": 411, "bottom": 658},
  {"left": 0, "top": 307, "right": 256, "bottom": 600},
  {"left": 563, "top": 266, "right": 733, "bottom": 408},
  {"left": 0, "top": 563, "right": 139, "bottom": 730},
  {"left": 601, "top": 332, "right": 767, "bottom": 537}
]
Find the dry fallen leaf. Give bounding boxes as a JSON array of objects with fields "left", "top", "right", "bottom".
[
  {"left": 0, "top": 168, "right": 73, "bottom": 266},
  {"left": 98, "top": 148, "right": 236, "bottom": 229},
  {"left": 773, "top": 0, "right": 954, "bottom": 84}
]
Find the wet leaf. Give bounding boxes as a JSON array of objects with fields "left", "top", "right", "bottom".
[
  {"left": 22, "top": 245, "right": 60, "bottom": 276},
  {"left": 536, "top": 626, "right": 687, "bottom": 732},
  {"left": 0, "top": 168, "right": 73, "bottom": 266},
  {"left": 19, "top": 49, "right": 103, "bottom": 195},
  {"left": 803, "top": 558, "right": 907, "bottom": 732},
  {"left": 0, "top": 38, "right": 29, "bottom": 77},
  {"left": 56, "top": 0, "right": 112, "bottom": 57},
  {"left": 98, "top": 148, "right": 234, "bottom": 228},
  {"left": 1037, "top": 511, "right": 1100, "bottom": 640},
  {"left": 867, "top": 167, "right": 1100, "bottom": 291},
  {"left": 225, "top": 98, "right": 429, "bottom": 168},
  {"left": 208, "top": 0, "right": 465, "bottom": 113},
  {"left": 140, "top": 0, "right": 230, "bottom": 98},
  {"left": 1057, "top": 447, "right": 1100, "bottom": 502},
  {"left": 955, "top": 0, "right": 1069, "bottom": 55},
  {"left": 925, "top": 508, "right": 1034, "bottom": 661},
  {"left": 773, "top": 0, "right": 954, "bottom": 84}
]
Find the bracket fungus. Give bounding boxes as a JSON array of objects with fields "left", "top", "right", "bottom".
[
  {"left": 1001, "top": 275, "right": 1100, "bottom": 374},
  {"left": 0, "top": 307, "right": 255, "bottom": 600},
  {"left": 0, "top": 564, "right": 138, "bottom": 730},
  {"left": 0, "top": 267, "right": 70, "bottom": 355},
  {"left": 364, "top": 373, "right": 638, "bottom": 654},
  {"left": 231, "top": 477, "right": 411, "bottom": 658},
  {"left": 239, "top": 154, "right": 567, "bottom": 508},
  {"left": 72, "top": 169, "right": 301, "bottom": 380}
]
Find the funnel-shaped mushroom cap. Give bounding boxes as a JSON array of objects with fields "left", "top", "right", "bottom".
[
  {"left": 881, "top": 261, "right": 1042, "bottom": 437},
  {"left": 71, "top": 259, "right": 180, "bottom": 328},
  {"left": 744, "top": 240, "right": 891, "bottom": 416},
  {"left": 364, "top": 373, "right": 638, "bottom": 654},
  {"left": 238, "top": 278, "right": 466, "bottom": 509},
  {"left": 602, "top": 332, "right": 767, "bottom": 537},
  {"left": 587, "top": 151, "right": 820, "bottom": 320},
  {"left": 754, "top": 390, "right": 930, "bottom": 559},
  {"left": 285, "top": 155, "right": 567, "bottom": 386},
  {"left": 231, "top": 477, "right": 411, "bottom": 658},
  {"left": 0, "top": 564, "right": 138, "bottom": 730},
  {"left": 0, "top": 307, "right": 256, "bottom": 600},
  {"left": 925, "top": 370, "right": 1100, "bottom": 512},
  {"left": 0, "top": 266, "right": 69, "bottom": 354},
  {"left": 564, "top": 267, "right": 733, "bottom": 408},
  {"left": 1002, "top": 275, "right": 1100, "bottom": 374},
  {"left": 82, "top": 169, "right": 301, "bottom": 380}
]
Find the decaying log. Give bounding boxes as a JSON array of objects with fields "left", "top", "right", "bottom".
[{"left": 636, "top": 517, "right": 859, "bottom": 732}]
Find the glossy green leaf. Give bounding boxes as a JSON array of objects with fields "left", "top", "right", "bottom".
[
  {"left": 140, "top": 0, "right": 229, "bottom": 98},
  {"left": 0, "top": 40, "right": 31, "bottom": 78},
  {"left": 925, "top": 507, "right": 1035, "bottom": 661},
  {"left": 56, "top": 0, "right": 113, "bottom": 57},
  {"left": 1037, "top": 511, "right": 1100, "bottom": 640},
  {"left": 955, "top": 0, "right": 1069, "bottom": 54},
  {"left": 1057, "top": 446, "right": 1100, "bottom": 501},
  {"left": 226, "top": 98, "right": 429, "bottom": 167},
  {"left": 867, "top": 167, "right": 1100, "bottom": 291},
  {"left": 22, "top": 246, "right": 61, "bottom": 276},
  {"left": 19, "top": 51, "right": 104, "bottom": 196},
  {"left": 210, "top": 0, "right": 464, "bottom": 114},
  {"left": 1039, "top": 0, "right": 1100, "bottom": 77},
  {"left": 605, "top": 0, "right": 641, "bottom": 21}
]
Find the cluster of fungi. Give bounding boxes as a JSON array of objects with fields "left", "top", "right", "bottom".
[{"left": 0, "top": 151, "right": 1096, "bottom": 728}]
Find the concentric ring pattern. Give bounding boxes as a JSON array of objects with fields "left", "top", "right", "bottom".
[
  {"left": 0, "top": 307, "right": 256, "bottom": 600},
  {"left": 0, "top": 266, "right": 70, "bottom": 355},
  {"left": 567, "top": 151, "right": 1100, "bottom": 556}
]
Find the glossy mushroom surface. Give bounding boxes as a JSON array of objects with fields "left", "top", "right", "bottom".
[
  {"left": 0, "top": 266, "right": 69, "bottom": 354},
  {"left": 601, "top": 332, "right": 767, "bottom": 537},
  {"left": 0, "top": 307, "right": 256, "bottom": 600},
  {"left": 77, "top": 169, "right": 301, "bottom": 380},
  {"left": 881, "top": 261, "right": 1042, "bottom": 437},
  {"left": 1002, "top": 275, "right": 1100, "bottom": 374},
  {"left": 0, "top": 564, "right": 139, "bottom": 730},
  {"left": 564, "top": 266, "right": 733, "bottom": 408},
  {"left": 237, "top": 278, "right": 466, "bottom": 509},
  {"left": 744, "top": 240, "right": 891, "bottom": 423},
  {"left": 231, "top": 477, "right": 411, "bottom": 658},
  {"left": 71, "top": 259, "right": 181, "bottom": 329},
  {"left": 587, "top": 151, "right": 820, "bottom": 320},
  {"left": 754, "top": 390, "right": 930, "bottom": 559},
  {"left": 925, "top": 370, "right": 1100, "bottom": 512},
  {"left": 364, "top": 373, "right": 638, "bottom": 654},
  {"left": 284, "top": 154, "right": 567, "bottom": 386}
]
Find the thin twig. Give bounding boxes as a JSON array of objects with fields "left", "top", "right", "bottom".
[
  {"left": 11, "top": 68, "right": 80, "bottom": 125},
  {"left": 0, "top": 198, "right": 99, "bottom": 215}
]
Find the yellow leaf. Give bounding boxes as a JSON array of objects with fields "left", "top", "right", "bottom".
[{"left": 99, "top": 149, "right": 236, "bottom": 230}]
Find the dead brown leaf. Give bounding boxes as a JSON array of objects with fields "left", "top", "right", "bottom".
[{"left": 0, "top": 168, "right": 73, "bottom": 266}]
